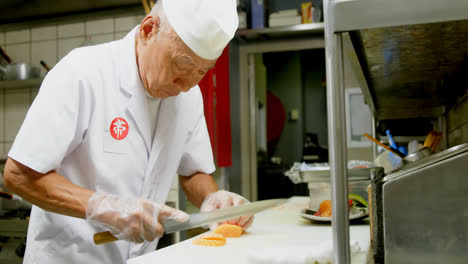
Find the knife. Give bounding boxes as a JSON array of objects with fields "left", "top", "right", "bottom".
[{"left": 93, "top": 198, "right": 287, "bottom": 245}]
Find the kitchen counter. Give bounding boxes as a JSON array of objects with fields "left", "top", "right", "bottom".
[{"left": 128, "top": 197, "right": 370, "bottom": 264}]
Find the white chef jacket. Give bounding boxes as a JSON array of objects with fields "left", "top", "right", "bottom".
[
  {"left": 8, "top": 26, "right": 215, "bottom": 264},
  {"left": 145, "top": 92, "right": 162, "bottom": 144}
]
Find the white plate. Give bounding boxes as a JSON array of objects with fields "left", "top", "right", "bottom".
[{"left": 299, "top": 207, "right": 369, "bottom": 223}]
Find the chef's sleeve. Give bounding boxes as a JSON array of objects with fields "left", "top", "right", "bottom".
[
  {"left": 177, "top": 93, "right": 216, "bottom": 177},
  {"left": 8, "top": 51, "right": 89, "bottom": 174}
]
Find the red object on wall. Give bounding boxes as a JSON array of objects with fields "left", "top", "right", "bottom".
[
  {"left": 266, "top": 91, "right": 286, "bottom": 156},
  {"left": 214, "top": 48, "right": 233, "bottom": 167},
  {"left": 199, "top": 70, "right": 215, "bottom": 151},
  {"left": 198, "top": 47, "right": 232, "bottom": 167}
]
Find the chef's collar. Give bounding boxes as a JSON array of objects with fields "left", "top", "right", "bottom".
[{"left": 118, "top": 25, "right": 146, "bottom": 98}]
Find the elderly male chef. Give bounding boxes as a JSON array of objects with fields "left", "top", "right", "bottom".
[{"left": 3, "top": 0, "right": 253, "bottom": 263}]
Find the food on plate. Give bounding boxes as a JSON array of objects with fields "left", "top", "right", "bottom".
[
  {"left": 313, "top": 193, "right": 368, "bottom": 217},
  {"left": 192, "top": 232, "right": 226, "bottom": 247},
  {"left": 314, "top": 200, "right": 338, "bottom": 217},
  {"left": 313, "top": 200, "right": 332, "bottom": 217},
  {"left": 349, "top": 193, "right": 368, "bottom": 207},
  {"left": 214, "top": 223, "right": 243, "bottom": 237}
]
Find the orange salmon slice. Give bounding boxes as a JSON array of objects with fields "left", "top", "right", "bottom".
[
  {"left": 214, "top": 224, "right": 243, "bottom": 238},
  {"left": 192, "top": 233, "right": 226, "bottom": 247}
]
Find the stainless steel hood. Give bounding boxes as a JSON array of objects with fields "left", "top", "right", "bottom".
[
  {"left": 0, "top": 0, "right": 141, "bottom": 24},
  {"left": 347, "top": 19, "right": 468, "bottom": 120}
]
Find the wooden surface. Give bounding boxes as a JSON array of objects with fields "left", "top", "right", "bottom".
[
  {"left": 94, "top": 231, "right": 118, "bottom": 245},
  {"left": 128, "top": 197, "right": 371, "bottom": 264}
]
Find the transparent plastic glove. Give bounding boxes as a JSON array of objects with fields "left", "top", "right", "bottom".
[
  {"left": 86, "top": 192, "right": 188, "bottom": 243},
  {"left": 200, "top": 190, "right": 254, "bottom": 231}
]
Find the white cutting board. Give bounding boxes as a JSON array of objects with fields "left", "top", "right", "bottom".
[{"left": 128, "top": 197, "right": 370, "bottom": 264}]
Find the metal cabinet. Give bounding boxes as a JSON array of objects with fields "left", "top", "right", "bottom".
[
  {"left": 382, "top": 144, "right": 468, "bottom": 264},
  {"left": 323, "top": 0, "right": 468, "bottom": 263}
]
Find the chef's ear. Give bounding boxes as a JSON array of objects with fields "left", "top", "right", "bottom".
[{"left": 139, "top": 16, "right": 160, "bottom": 43}]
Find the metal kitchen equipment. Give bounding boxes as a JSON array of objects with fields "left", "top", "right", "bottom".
[
  {"left": 0, "top": 63, "right": 40, "bottom": 80},
  {"left": 0, "top": 47, "right": 11, "bottom": 66},
  {"left": 93, "top": 198, "right": 287, "bottom": 245},
  {"left": 402, "top": 147, "right": 431, "bottom": 163},
  {"left": 381, "top": 144, "right": 468, "bottom": 263},
  {"left": 162, "top": 198, "right": 287, "bottom": 234},
  {"left": 0, "top": 47, "right": 40, "bottom": 80},
  {"left": 323, "top": 0, "right": 468, "bottom": 263}
]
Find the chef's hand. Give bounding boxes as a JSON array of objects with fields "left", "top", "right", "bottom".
[
  {"left": 86, "top": 192, "right": 188, "bottom": 243},
  {"left": 200, "top": 190, "right": 254, "bottom": 231}
]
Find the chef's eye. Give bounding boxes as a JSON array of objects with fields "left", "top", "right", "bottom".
[
  {"left": 172, "top": 63, "right": 185, "bottom": 73},
  {"left": 172, "top": 61, "right": 181, "bottom": 68}
]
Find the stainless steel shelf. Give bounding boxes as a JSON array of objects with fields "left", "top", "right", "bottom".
[
  {"left": 331, "top": 0, "right": 468, "bottom": 32},
  {"left": 0, "top": 219, "right": 28, "bottom": 237},
  {"left": 236, "top": 23, "right": 324, "bottom": 40},
  {"left": 344, "top": 19, "right": 468, "bottom": 120},
  {"left": 379, "top": 136, "right": 426, "bottom": 144},
  {"left": 324, "top": 1, "right": 468, "bottom": 263},
  {"left": 0, "top": 78, "right": 43, "bottom": 89},
  {"left": 299, "top": 168, "right": 372, "bottom": 183}
]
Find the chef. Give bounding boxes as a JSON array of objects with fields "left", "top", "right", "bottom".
[{"left": 2, "top": 0, "right": 253, "bottom": 263}]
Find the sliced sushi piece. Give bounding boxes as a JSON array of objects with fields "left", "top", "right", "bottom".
[
  {"left": 192, "top": 232, "right": 226, "bottom": 247},
  {"left": 314, "top": 200, "right": 332, "bottom": 217},
  {"left": 214, "top": 224, "right": 243, "bottom": 238},
  {"left": 314, "top": 199, "right": 354, "bottom": 217}
]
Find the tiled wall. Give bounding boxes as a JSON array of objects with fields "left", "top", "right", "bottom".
[
  {"left": 447, "top": 94, "right": 468, "bottom": 147},
  {"left": 0, "top": 13, "right": 144, "bottom": 156}
]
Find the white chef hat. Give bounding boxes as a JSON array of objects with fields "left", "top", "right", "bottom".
[{"left": 162, "top": 0, "right": 239, "bottom": 60}]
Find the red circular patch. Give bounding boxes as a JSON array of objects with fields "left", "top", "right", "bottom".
[{"left": 110, "top": 117, "right": 129, "bottom": 140}]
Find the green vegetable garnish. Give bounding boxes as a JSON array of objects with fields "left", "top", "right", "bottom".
[{"left": 349, "top": 193, "right": 368, "bottom": 207}]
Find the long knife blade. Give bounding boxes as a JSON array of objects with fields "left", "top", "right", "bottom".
[{"left": 162, "top": 198, "right": 287, "bottom": 234}]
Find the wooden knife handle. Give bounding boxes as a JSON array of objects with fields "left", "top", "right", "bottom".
[
  {"left": 40, "top": 60, "right": 51, "bottom": 72},
  {"left": 141, "top": 0, "right": 150, "bottom": 14},
  {"left": 423, "top": 131, "right": 438, "bottom": 149},
  {"left": 94, "top": 231, "right": 119, "bottom": 245},
  {"left": 0, "top": 191, "right": 13, "bottom": 200},
  {"left": 434, "top": 132, "right": 442, "bottom": 152},
  {"left": 0, "top": 47, "right": 12, "bottom": 64},
  {"left": 363, "top": 133, "right": 404, "bottom": 158}
]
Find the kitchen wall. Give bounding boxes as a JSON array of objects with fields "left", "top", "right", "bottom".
[
  {"left": 301, "top": 49, "right": 327, "bottom": 148},
  {"left": 264, "top": 51, "right": 304, "bottom": 165},
  {"left": 343, "top": 52, "right": 373, "bottom": 162},
  {"left": 249, "top": 48, "right": 373, "bottom": 166},
  {"left": 447, "top": 93, "right": 468, "bottom": 147},
  {"left": 0, "top": 12, "right": 144, "bottom": 157}
]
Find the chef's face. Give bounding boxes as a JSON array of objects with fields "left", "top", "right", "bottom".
[{"left": 136, "top": 16, "right": 216, "bottom": 98}]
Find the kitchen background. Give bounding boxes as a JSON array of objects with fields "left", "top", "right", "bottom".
[
  {"left": 0, "top": 0, "right": 467, "bottom": 262},
  {"left": 1, "top": 4, "right": 468, "bottom": 190},
  {"left": 1, "top": 0, "right": 467, "bottom": 203},
  {"left": 0, "top": 12, "right": 145, "bottom": 157}
]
